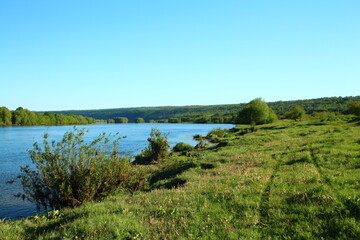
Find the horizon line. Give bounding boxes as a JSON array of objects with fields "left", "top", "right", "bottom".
[{"left": 38, "top": 95, "right": 359, "bottom": 113}]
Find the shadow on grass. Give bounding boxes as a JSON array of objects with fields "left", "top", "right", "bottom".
[
  {"left": 348, "top": 116, "right": 360, "bottom": 123},
  {"left": 306, "top": 122, "right": 328, "bottom": 126},
  {"left": 343, "top": 197, "right": 360, "bottom": 220},
  {"left": 151, "top": 178, "right": 187, "bottom": 190},
  {"left": 24, "top": 212, "right": 86, "bottom": 239},
  {"left": 260, "top": 126, "right": 289, "bottom": 130},
  {"left": 200, "top": 163, "right": 216, "bottom": 169},
  {"left": 150, "top": 162, "right": 197, "bottom": 186},
  {"left": 285, "top": 157, "right": 308, "bottom": 165}
]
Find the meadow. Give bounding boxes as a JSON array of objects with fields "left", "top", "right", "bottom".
[{"left": 0, "top": 118, "right": 359, "bottom": 239}]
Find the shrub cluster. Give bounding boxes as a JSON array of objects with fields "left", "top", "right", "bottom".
[
  {"left": 172, "top": 142, "right": 194, "bottom": 152},
  {"left": 113, "top": 117, "right": 129, "bottom": 123},
  {"left": 134, "top": 128, "right": 170, "bottom": 164},
  {"left": 284, "top": 106, "right": 306, "bottom": 121},
  {"left": 17, "top": 129, "right": 142, "bottom": 210},
  {"left": 206, "top": 128, "right": 227, "bottom": 138}
]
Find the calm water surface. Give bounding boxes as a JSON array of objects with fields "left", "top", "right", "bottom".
[{"left": 0, "top": 123, "right": 234, "bottom": 220}]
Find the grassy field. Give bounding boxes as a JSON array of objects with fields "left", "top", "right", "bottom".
[{"left": 0, "top": 119, "right": 359, "bottom": 239}]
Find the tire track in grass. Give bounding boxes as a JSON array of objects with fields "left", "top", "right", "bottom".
[
  {"left": 258, "top": 153, "right": 282, "bottom": 228},
  {"left": 307, "top": 141, "right": 360, "bottom": 238},
  {"left": 310, "top": 147, "right": 360, "bottom": 221},
  {"left": 258, "top": 144, "right": 322, "bottom": 238},
  {"left": 309, "top": 146, "right": 337, "bottom": 198},
  {"left": 309, "top": 149, "right": 324, "bottom": 182}
]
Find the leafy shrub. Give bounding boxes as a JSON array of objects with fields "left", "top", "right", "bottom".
[
  {"left": 193, "top": 134, "right": 203, "bottom": 140},
  {"left": 195, "top": 138, "right": 209, "bottom": 149},
  {"left": 192, "top": 134, "right": 210, "bottom": 149},
  {"left": 172, "top": 142, "right": 194, "bottom": 152},
  {"left": 206, "top": 128, "right": 227, "bottom": 138},
  {"left": 311, "top": 112, "right": 337, "bottom": 122},
  {"left": 134, "top": 128, "right": 170, "bottom": 164},
  {"left": 284, "top": 106, "right": 306, "bottom": 121},
  {"left": 16, "top": 128, "right": 140, "bottom": 210}
]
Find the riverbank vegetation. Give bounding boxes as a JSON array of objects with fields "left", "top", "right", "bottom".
[
  {"left": 0, "top": 107, "right": 95, "bottom": 126},
  {"left": 51, "top": 96, "right": 360, "bottom": 123},
  {"left": 16, "top": 129, "right": 143, "bottom": 210},
  {"left": 1, "top": 112, "right": 359, "bottom": 239},
  {"left": 107, "top": 117, "right": 129, "bottom": 124}
]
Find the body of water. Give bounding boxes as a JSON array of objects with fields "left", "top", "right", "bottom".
[{"left": 0, "top": 123, "right": 234, "bottom": 220}]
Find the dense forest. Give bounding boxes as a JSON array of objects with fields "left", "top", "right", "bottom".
[
  {"left": 0, "top": 107, "right": 96, "bottom": 126},
  {"left": 49, "top": 96, "right": 360, "bottom": 123}
]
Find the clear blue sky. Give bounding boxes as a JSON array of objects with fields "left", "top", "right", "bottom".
[{"left": 1, "top": 0, "right": 359, "bottom": 111}]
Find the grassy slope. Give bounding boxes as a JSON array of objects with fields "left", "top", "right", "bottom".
[{"left": 1, "top": 120, "right": 359, "bottom": 239}]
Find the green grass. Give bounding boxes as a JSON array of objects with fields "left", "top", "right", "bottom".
[{"left": 1, "top": 120, "right": 359, "bottom": 239}]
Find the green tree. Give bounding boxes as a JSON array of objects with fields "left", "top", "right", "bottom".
[
  {"left": 12, "top": 107, "right": 39, "bottom": 125},
  {"left": 107, "top": 119, "right": 115, "bottom": 123},
  {"left": 169, "top": 118, "right": 181, "bottom": 123},
  {"left": 0, "top": 107, "right": 12, "bottom": 125},
  {"left": 195, "top": 116, "right": 211, "bottom": 123},
  {"left": 85, "top": 117, "right": 96, "bottom": 124},
  {"left": 347, "top": 101, "right": 360, "bottom": 116},
  {"left": 55, "top": 114, "right": 66, "bottom": 125},
  {"left": 5, "top": 107, "right": 94, "bottom": 126},
  {"left": 157, "top": 119, "right": 168, "bottom": 123},
  {"left": 135, "top": 117, "right": 145, "bottom": 123},
  {"left": 12, "top": 107, "right": 25, "bottom": 125},
  {"left": 114, "top": 117, "right": 129, "bottom": 123},
  {"left": 237, "top": 98, "right": 277, "bottom": 129},
  {"left": 39, "top": 112, "right": 56, "bottom": 125},
  {"left": 211, "top": 116, "right": 224, "bottom": 123},
  {"left": 285, "top": 106, "right": 306, "bottom": 121}
]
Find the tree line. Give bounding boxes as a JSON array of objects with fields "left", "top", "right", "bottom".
[
  {"left": 4, "top": 96, "right": 358, "bottom": 126},
  {"left": 51, "top": 96, "right": 360, "bottom": 123},
  {"left": 0, "top": 107, "right": 96, "bottom": 126},
  {"left": 104, "top": 97, "right": 360, "bottom": 125}
]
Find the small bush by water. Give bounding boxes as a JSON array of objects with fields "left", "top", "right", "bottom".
[
  {"left": 134, "top": 128, "right": 170, "bottom": 164},
  {"left": 172, "top": 142, "right": 194, "bottom": 152},
  {"left": 16, "top": 128, "right": 143, "bottom": 210}
]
